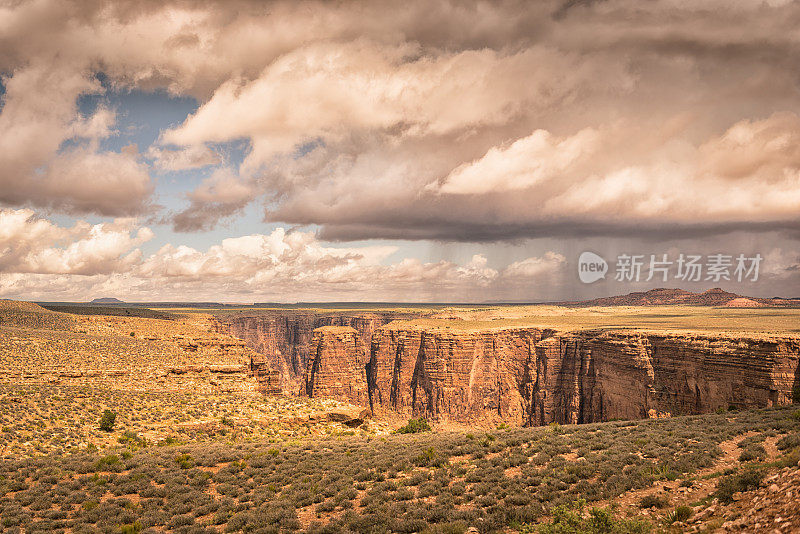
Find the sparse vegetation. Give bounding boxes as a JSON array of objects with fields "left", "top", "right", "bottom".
[
  {"left": 395, "top": 417, "right": 432, "bottom": 434},
  {"left": 536, "top": 500, "right": 650, "bottom": 533},
  {"left": 664, "top": 505, "right": 693, "bottom": 525},
  {"left": 0, "top": 404, "right": 795, "bottom": 532},
  {"left": 714, "top": 468, "right": 764, "bottom": 503},
  {"left": 638, "top": 494, "right": 670, "bottom": 509},
  {"left": 0, "top": 383, "right": 387, "bottom": 457},
  {"left": 0, "top": 302, "right": 798, "bottom": 532},
  {"left": 99, "top": 409, "right": 116, "bottom": 432}
]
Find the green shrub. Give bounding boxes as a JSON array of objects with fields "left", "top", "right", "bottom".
[
  {"left": 638, "top": 494, "right": 669, "bottom": 509},
  {"left": 99, "top": 410, "right": 116, "bottom": 432},
  {"left": 738, "top": 444, "right": 766, "bottom": 462},
  {"left": 714, "top": 468, "right": 763, "bottom": 503},
  {"left": 395, "top": 418, "right": 432, "bottom": 434},
  {"left": 168, "top": 514, "right": 194, "bottom": 528},
  {"left": 664, "top": 506, "right": 692, "bottom": 524},
  {"left": 93, "top": 454, "right": 120, "bottom": 471},
  {"left": 413, "top": 447, "right": 445, "bottom": 468},
  {"left": 419, "top": 521, "right": 468, "bottom": 534},
  {"left": 174, "top": 453, "right": 195, "bottom": 469},
  {"left": 118, "top": 430, "right": 145, "bottom": 447},
  {"left": 316, "top": 500, "right": 336, "bottom": 513},
  {"left": 119, "top": 521, "right": 142, "bottom": 534},
  {"left": 537, "top": 500, "right": 650, "bottom": 533},
  {"left": 777, "top": 433, "right": 800, "bottom": 451}
]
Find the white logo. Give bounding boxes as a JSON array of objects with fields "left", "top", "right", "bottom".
[{"left": 578, "top": 251, "right": 608, "bottom": 284}]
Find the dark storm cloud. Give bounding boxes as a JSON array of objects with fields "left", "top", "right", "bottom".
[
  {"left": 312, "top": 217, "right": 800, "bottom": 244},
  {"left": 2, "top": 0, "right": 800, "bottom": 241}
]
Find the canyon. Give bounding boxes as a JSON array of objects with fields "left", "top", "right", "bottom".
[
  {"left": 221, "top": 308, "right": 800, "bottom": 426},
  {"left": 224, "top": 310, "right": 415, "bottom": 394}
]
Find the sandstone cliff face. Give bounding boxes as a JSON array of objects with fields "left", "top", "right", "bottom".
[
  {"left": 307, "top": 322, "right": 800, "bottom": 426},
  {"left": 222, "top": 311, "right": 411, "bottom": 394},
  {"left": 305, "top": 327, "right": 369, "bottom": 405}
]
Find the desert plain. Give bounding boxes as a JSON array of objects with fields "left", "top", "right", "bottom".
[{"left": 0, "top": 293, "right": 798, "bottom": 533}]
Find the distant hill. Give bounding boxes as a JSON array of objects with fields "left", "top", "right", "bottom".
[
  {"left": 0, "top": 299, "right": 77, "bottom": 330},
  {"left": 42, "top": 304, "right": 176, "bottom": 321},
  {"left": 563, "top": 288, "right": 790, "bottom": 307},
  {"left": 723, "top": 297, "right": 765, "bottom": 308},
  {"left": 90, "top": 297, "right": 125, "bottom": 304},
  {"left": 0, "top": 299, "right": 51, "bottom": 313}
]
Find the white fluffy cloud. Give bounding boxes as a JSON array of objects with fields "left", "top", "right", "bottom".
[
  {"left": 433, "top": 129, "right": 599, "bottom": 195},
  {"left": 0, "top": 64, "right": 155, "bottom": 216},
  {"left": 147, "top": 145, "right": 221, "bottom": 172},
  {"left": 538, "top": 114, "right": 800, "bottom": 223},
  {"left": 5, "top": 208, "right": 799, "bottom": 301},
  {"left": 161, "top": 42, "right": 619, "bottom": 173},
  {"left": 503, "top": 252, "right": 567, "bottom": 279},
  {"left": 0, "top": 209, "right": 153, "bottom": 275},
  {"left": 4, "top": 0, "right": 800, "bottom": 238},
  {"left": 0, "top": 209, "right": 567, "bottom": 301}
]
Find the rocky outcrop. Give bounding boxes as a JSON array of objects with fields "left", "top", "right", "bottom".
[
  {"left": 222, "top": 311, "right": 413, "bottom": 393},
  {"left": 305, "top": 321, "right": 800, "bottom": 426},
  {"left": 305, "top": 327, "right": 369, "bottom": 405}
]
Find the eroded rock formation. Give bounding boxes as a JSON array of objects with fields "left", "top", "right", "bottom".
[
  {"left": 303, "top": 321, "right": 800, "bottom": 425},
  {"left": 305, "top": 327, "right": 369, "bottom": 405},
  {"left": 222, "top": 311, "right": 413, "bottom": 393}
]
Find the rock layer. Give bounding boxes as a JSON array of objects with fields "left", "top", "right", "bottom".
[
  {"left": 223, "top": 311, "right": 413, "bottom": 393},
  {"left": 311, "top": 321, "right": 800, "bottom": 425},
  {"left": 305, "top": 327, "right": 369, "bottom": 405}
]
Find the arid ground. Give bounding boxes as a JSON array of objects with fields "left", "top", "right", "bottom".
[{"left": 0, "top": 299, "right": 798, "bottom": 533}]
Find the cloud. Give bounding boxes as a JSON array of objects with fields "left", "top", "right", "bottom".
[
  {"left": 42, "top": 148, "right": 155, "bottom": 216},
  {"left": 161, "top": 42, "right": 620, "bottom": 173},
  {"left": 432, "top": 129, "right": 599, "bottom": 195},
  {"left": 3, "top": 209, "right": 800, "bottom": 302},
  {"left": 0, "top": 65, "right": 154, "bottom": 216},
  {"left": 147, "top": 145, "right": 222, "bottom": 171},
  {"left": 761, "top": 248, "right": 800, "bottom": 278},
  {"left": 503, "top": 252, "right": 567, "bottom": 278},
  {"left": 264, "top": 113, "right": 800, "bottom": 241},
  {"left": 698, "top": 112, "right": 800, "bottom": 180},
  {"left": 0, "top": 208, "right": 568, "bottom": 301},
  {"left": 2, "top": 0, "right": 800, "bottom": 242},
  {"left": 0, "top": 208, "right": 153, "bottom": 275},
  {"left": 172, "top": 168, "right": 256, "bottom": 232}
]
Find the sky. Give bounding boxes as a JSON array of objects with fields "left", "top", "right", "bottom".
[{"left": 1, "top": 0, "right": 799, "bottom": 303}]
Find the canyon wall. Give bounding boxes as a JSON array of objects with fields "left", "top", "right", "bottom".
[
  {"left": 306, "top": 327, "right": 369, "bottom": 404},
  {"left": 222, "top": 311, "right": 413, "bottom": 393},
  {"left": 309, "top": 321, "right": 800, "bottom": 425}
]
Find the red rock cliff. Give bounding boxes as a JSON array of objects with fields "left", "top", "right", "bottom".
[
  {"left": 296, "top": 321, "right": 800, "bottom": 425},
  {"left": 225, "top": 310, "right": 800, "bottom": 425},
  {"left": 308, "top": 321, "right": 799, "bottom": 425},
  {"left": 222, "top": 311, "right": 412, "bottom": 393},
  {"left": 305, "top": 327, "right": 369, "bottom": 405}
]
